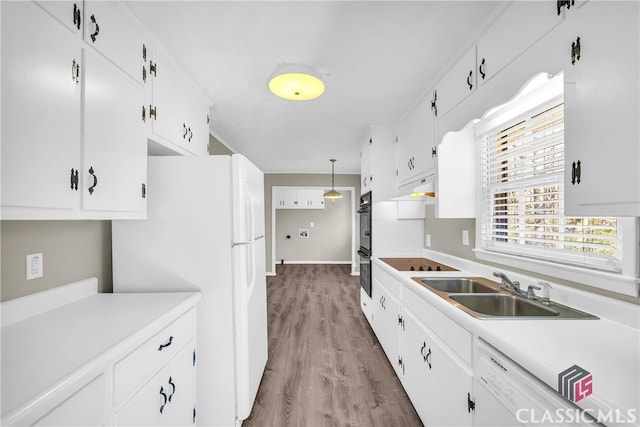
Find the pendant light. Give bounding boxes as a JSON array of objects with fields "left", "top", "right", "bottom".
[
  {"left": 268, "top": 63, "right": 325, "bottom": 101},
  {"left": 323, "top": 159, "right": 343, "bottom": 202}
]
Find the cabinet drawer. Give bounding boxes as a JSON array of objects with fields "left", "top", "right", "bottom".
[
  {"left": 404, "top": 286, "right": 472, "bottom": 366},
  {"left": 372, "top": 263, "right": 402, "bottom": 298},
  {"left": 115, "top": 338, "right": 197, "bottom": 426},
  {"left": 114, "top": 308, "right": 196, "bottom": 407}
]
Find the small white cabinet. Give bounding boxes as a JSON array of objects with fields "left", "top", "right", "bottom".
[
  {"left": 562, "top": 0, "right": 640, "bottom": 216},
  {"left": 83, "top": 1, "right": 147, "bottom": 85},
  {"left": 359, "top": 126, "right": 396, "bottom": 200},
  {"left": 433, "top": 46, "right": 477, "bottom": 120},
  {"left": 395, "top": 96, "right": 436, "bottom": 194},
  {"left": 34, "top": 1, "right": 83, "bottom": 36},
  {"left": 149, "top": 48, "right": 210, "bottom": 156},
  {"left": 476, "top": 1, "right": 562, "bottom": 87},
  {"left": 272, "top": 187, "right": 325, "bottom": 209}
]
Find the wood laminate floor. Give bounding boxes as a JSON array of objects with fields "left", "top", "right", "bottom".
[{"left": 243, "top": 264, "right": 423, "bottom": 427}]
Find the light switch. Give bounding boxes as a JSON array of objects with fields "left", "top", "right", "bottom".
[
  {"left": 425, "top": 234, "right": 431, "bottom": 247},
  {"left": 310, "top": 222, "right": 315, "bottom": 228},
  {"left": 462, "top": 230, "right": 469, "bottom": 246}
]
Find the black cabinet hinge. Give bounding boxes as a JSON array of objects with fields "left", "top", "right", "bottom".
[
  {"left": 467, "top": 393, "right": 475, "bottom": 413},
  {"left": 369, "top": 137, "right": 373, "bottom": 145},
  {"left": 141, "top": 183, "right": 146, "bottom": 198},
  {"left": 432, "top": 146, "right": 437, "bottom": 158},
  {"left": 571, "top": 37, "right": 581, "bottom": 65},
  {"left": 150, "top": 61, "right": 157, "bottom": 76},
  {"left": 142, "top": 44, "right": 147, "bottom": 62},
  {"left": 431, "top": 90, "right": 438, "bottom": 117}
]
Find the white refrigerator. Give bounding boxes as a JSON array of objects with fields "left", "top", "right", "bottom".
[{"left": 112, "top": 154, "right": 268, "bottom": 426}]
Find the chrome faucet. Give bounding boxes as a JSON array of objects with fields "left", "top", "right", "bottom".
[
  {"left": 493, "top": 271, "right": 542, "bottom": 300},
  {"left": 493, "top": 271, "right": 520, "bottom": 293}
]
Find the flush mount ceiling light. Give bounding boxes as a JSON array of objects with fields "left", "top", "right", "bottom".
[
  {"left": 323, "top": 159, "right": 343, "bottom": 202},
  {"left": 268, "top": 63, "right": 325, "bottom": 101}
]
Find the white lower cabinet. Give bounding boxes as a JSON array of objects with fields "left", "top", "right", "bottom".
[
  {"left": 372, "top": 281, "right": 402, "bottom": 377},
  {"left": 32, "top": 374, "right": 106, "bottom": 427},
  {"left": 115, "top": 339, "right": 197, "bottom": 426},
  {"left": 401, "top": 309, "right": 473, "bottom": 427},
  {"left": 0, "top": 282, "right": 200, "bottom": 427}
]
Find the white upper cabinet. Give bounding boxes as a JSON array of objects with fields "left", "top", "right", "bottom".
[
  {"left": 395, "top": 96, "right": 436, "bottom": 192},
  {"left": 476, "top": 1, "right": 563, "bottom": 87},
  {"left": 359, "top": 126, "right": 396, "bottom": 200},
  {"left": 83, "top": 1, "right": 147, "bottom": 85},
  {"left": 82, "top": 48, "right": 147, "bottom": 214},
  {"left": 562, "top": 1, "right": 640, "bottom": 216},
  {"left": 1, "top": 1, "right": 82, "bottom": 212},
  {"left": 1, "top": 1, "right": 146, "bottom": 219},
  {"left": 35, "top": 1, "right": 83, "bottom": 36},
  {"left": 296, "top": 189, "right": 325, "bottom": 208},
  {"left": 433, "top": 45, "right": 477, "bottom": 120},
  {"left": 272, "top": 187, "right": 325, "bottom": 209},
  {"left": 149, "top": 48, "right": 210, "bottom": 156},
  {"left": 434, "top": 120, "right": 477, "bottom": 218}
]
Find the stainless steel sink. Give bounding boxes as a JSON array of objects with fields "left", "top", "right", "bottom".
[
  {"left": 416, "top": 278, "right": 499, "bottom": 294},
  {"left": 449, "top": 294, "right": 598, "bottom": 319},
  {"left": 450, "top": 294, "right": 558, "bottom": 317}
]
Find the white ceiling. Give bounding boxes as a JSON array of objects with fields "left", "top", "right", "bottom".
[{"left": 125, "top": 1, "right": 505, "bottom": 174}]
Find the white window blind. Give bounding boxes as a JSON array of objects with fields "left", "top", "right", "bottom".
[{"left": 478, "top": 84, "right": 621, "bottom": 272}]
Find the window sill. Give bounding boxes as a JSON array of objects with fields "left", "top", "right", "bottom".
[{"left": 474, "top": 248, "right": 640, "bottom": 297}]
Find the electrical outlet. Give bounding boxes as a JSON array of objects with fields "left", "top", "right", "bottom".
[
  {"left": 462, "top": 230, "right": 470, "bottom": 246},
  {"left": 425, "top": 234, "right": 431, "bottom": 247},
  {"left": 26, "top": 253, "right": 43, "bottom": 280},
  {"left": 310, "top": 222, "right": 315, "bottom": 228}
]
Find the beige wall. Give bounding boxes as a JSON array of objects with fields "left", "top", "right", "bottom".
[
  {"left": 276, "top": 190, "right": 352, "bottom": 263},
  {"left": 265, "top": 174, "right": 361, "bottom": 274},
  {"left": 1, "top": 220, "right": 112, "bottom": 301},
  {"left": 209, "top": 134, "right": 234, "bottom": 156},
  {"left": 424, "top": 205, "right": 640, "bottom": 304}
]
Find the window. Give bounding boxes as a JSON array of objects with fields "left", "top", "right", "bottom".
[{"left": 476, "top": 73, "right": 622, "bottom": 273}]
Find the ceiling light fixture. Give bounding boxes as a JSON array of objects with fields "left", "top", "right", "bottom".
[
  {"left": 268, "top": 63, "right": 325, "bottom": 101},
  {"left": 323, "top": 159, "right": 343, "bottom": 202}
]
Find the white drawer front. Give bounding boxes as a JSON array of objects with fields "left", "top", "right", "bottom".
[{"left": 114, "top": 308, "right": 196, "bottom": 407}]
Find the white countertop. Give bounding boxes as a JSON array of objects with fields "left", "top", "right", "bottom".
[
  {"left": 373, "top": 254, "right": 640, "bottom": 424},
  {"left": 1, "top": 285, "right": 201, "bottom": 423}
]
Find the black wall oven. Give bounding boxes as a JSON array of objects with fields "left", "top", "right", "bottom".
[{"left": 358, "top": 192, "right": 372, "bottom": 297}]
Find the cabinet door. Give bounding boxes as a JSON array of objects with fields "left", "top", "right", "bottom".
[
  {"left": 373, "top": 282, "right": 402, "bottom": 377},
  {"left": 274, "top": 187, "right": 301, "bottom": 208},
  {"left": 402, "top": 309, "right": 473, "bottom": 427},
  {"left": 35, "top": 1, "right": 83, "bottom": 36},
  {"left": 150, "top": 49, "right": 191, "bottom": 152},
  {"left": 83, "top": 1, "right": 146, "bottom": 85},
  {"left": 83, "top": 48, "right": 147, "bottom": 213},
  {"left": 563, "top": 1, "right": 640, "bottom": 216},
  {"left": 115, "top": 340, "right": 197, "bottom": 426},
  {"left": 184, "top": 86, "right": 210, "bottom": 156},
  {"left": 296, "top": 189, "right": 325, "bottom": 208},
  {"left": 435, "top": 46, "right": 477, "bottom": 119},
  {"left": 395, "top": 96, "right": 435, "bottom": 186},
  {"left": 360, "top": 134, "right": 372, "bottom": 193},
  {"left": 477, "top": 1, "right": 562, "bottom": 86},
  {"left": 1, "top": 1, "right": 81, "bottom": 211}
]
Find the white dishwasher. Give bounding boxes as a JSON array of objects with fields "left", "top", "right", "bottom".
[{"left": 474, "top": 338, "right": 601, "bottom": 427}]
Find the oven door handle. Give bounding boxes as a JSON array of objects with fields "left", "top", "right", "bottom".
[
  {"left": 357, "top": 208, "right": 370, "bottom": 214},
  {"left": 357, "top": 249, "right": 371, "bottom": 258}
]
